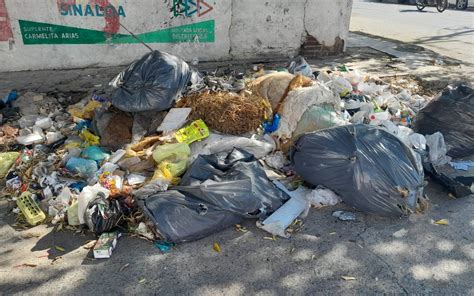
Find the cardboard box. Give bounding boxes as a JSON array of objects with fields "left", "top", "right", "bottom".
[{"left": 93, "top": 232, "right": 121, "bottom": 259}]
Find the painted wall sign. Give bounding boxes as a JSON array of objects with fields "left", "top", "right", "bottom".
[
  {"left": 17, "top": 0, "right": 215, "bottom": 45},
  {"left": 19, "top": 19, "right": 215, "bottom": 44}
]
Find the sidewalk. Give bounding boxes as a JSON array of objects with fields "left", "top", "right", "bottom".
[{"left": 1, "top": 38, "right": 473, "bottom": 295}]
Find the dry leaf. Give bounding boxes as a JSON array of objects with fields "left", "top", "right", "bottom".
[
  {"left": 341, "top": 276, "right": 356, "bottom": 281},
  {"left": 235, "top": 224, "right": 248, "bottom": 233},
  {"left": 120, "top": 263, "right": 130, "bottom": 272},
  {"left": 213, "top": 242, "right": 222, "bottom": 253},
  {"left": 14, "top": 263, "right": 37, "bottom": 268},
  {"left": 55, "top": 246, "right": 65, "bottom": 252},
  {"left": 434, "top": 219, "right": 449, "bottom": 225}
]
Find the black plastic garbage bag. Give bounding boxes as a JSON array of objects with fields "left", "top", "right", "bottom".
[
  {"left": 140, "top": 190, "right": 242, "bottom": 243},
  {"left": 413, "top": 84, "right": 474, "bottom": 158},
  {"left": 111, "top": 50, "right": 193, "bottom": 112},
  {"left": 138, "top": 148, "right": 288, "bottom": 243},
  {"left": 416, "top": 149, "right": 473, "bottom": 198},
  {"left": 84, "top": 192, "right": 124, "bottom": 235},
  {"left": 291, "top": 124, "right": 425, "bottom": 216}
]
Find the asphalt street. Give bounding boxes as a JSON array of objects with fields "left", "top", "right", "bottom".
[{"left": 351, "top": 0, "right": 474, "bottom": 64}]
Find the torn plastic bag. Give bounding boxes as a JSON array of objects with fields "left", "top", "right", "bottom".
[
  {"left": 287, "top": 56, "right": 314, "bottom": 78},
  {"left": 413, "top": 84, "right": 474, "bottom": 158},
  {"left": 139, "top": 190, "right": 242, "bottom": 243},
  {"left": 0, "top": 152, "right": 19, "bottom": 179},
  {"left": 425, "top": 132, "right": 452, "bottom": 167},
  {"left": 84, "top": 192, "right": 123, "bottom": 235},
  {"left": 138, "top": 148, "right": 288, "bottom": 243},
  {"left": 291, "top": 124, "right": 425, "bottom": 216},
  {"left": 110, "top": 50, "right": 193, "bottom": 112},
  {"left": 189, "top": 132, "right": 275, "bottom": 161},
  {"left": 274, "top": 82, "right": 341, "bottom": 139},
  {"left": 292, "top": 105, "right": 348, "bottom": 139},
  {"left": 418, "top": 149, "right": 472, "bottom": 198}
]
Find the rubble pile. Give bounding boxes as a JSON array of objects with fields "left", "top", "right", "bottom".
[{"left": 1, "top": 51, "right": 472, "bottom": 257}]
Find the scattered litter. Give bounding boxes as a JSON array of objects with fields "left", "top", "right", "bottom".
[
  {"left": 234, "top": 224, "right": 248, "bottom": 233},
  {"left": 341, "top": 276, "right": 356, "bottom": 281},
  {"left": 156, "top": 108, "right": 192, "bottom": 134},
  {"left": 93, "top": 232, "right": 122, "bottom": 259},
  {"left": 332, "top": 211, "right": 357, "bottom": 221},
  {"left": 449, "top": 161, "right": 474, "bottom": 171},
  {"left": 119, "top": 263, "right": 130, "bottom": 272},
  {"left": 433, "top": 219, "right": 449, "bottom": 226},
  {"left": 257, "top": 181, "right": 309, "bottom": 238},
  {"left": 213, "top": 242, "right": 222, "bottom": 253},
  {"left": 155, "top": 241, "right": 175, "bottom": 253},
  {"left": 82, "top": 240, "right": 97, "bottom": 250},
  {"left": 2, "top": 50, "right": 469, "bottom": 261},
  {"left": 307, "top": 188, "right": 342, "bottom": 208}
]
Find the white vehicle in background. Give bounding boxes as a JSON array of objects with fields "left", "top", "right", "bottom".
[{"left": 379, "top": 0, "right": 471, "bottom": 9}]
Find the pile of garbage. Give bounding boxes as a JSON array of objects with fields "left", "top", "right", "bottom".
[{"left": 1, "top": 51, "right": 472, "bottom": 256}]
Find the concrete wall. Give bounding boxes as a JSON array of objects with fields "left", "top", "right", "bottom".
[{"left": 0, "top": 0, "right": 353, "bottom": 72}]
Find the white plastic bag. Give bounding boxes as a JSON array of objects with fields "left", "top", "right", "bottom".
[
  {"left": 330, "top": 76, "right": 353, "bottom": 96},
  {"left": 426, "top": 132, "right": 451, "bottom": 167},
  {"left": 77, "top": 184, "right": 110, "bottom": 224},
  {"left": 306, "top": 187, "right": 342, "bottom": 208},
  {"left": 409, "top": 133, "right": 427, "bottom": 150},
  {"left": 190, "top": 133, "right": 275, "bottom": 161}
]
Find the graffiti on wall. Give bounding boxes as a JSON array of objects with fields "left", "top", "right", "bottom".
[
  {"left": 18, "top": 0, "right": 216, "bottom": 45},
  {"left": 172, "top": 0, "right": 214, "bottom": 17},
  {"left": 0, "top": 0, "right": 13, "bottom": 41}
]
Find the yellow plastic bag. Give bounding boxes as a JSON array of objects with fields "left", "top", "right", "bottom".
[
  {"left": 67, "top": 199, "right": 80, "bottom": 226},
  {"left": 68, "top": 100, "right": 102, "bottom": 120},
  {"left": 80, "top": 129, "right": 100, "bottom": 146},
  {"left": 0, "top": 152, "right": 19, "bottom": 178},
  {"left": 152, "top": 143, "right": 190, "bottom": 181}
]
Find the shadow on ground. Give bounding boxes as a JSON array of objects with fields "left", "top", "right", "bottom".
[{"left": 1, "top": 180, "right": 472, "bottom": 295}]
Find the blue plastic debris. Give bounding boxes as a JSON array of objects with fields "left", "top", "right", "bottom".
[
  {"left": 263, "top": 114, "right": 280, "bottom": 134},
  {"left": 154, "top": 240, "right": 175, "bottom": 253}
]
